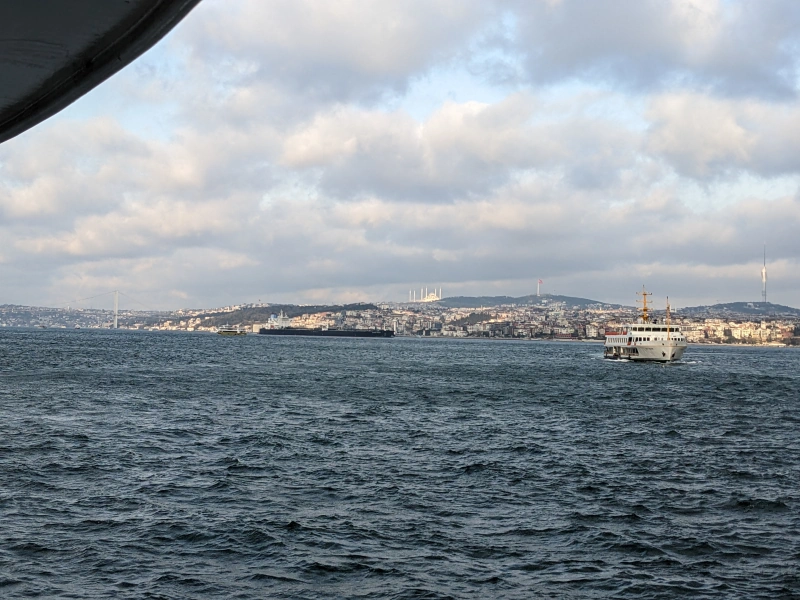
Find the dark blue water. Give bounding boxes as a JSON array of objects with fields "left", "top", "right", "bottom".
[{"left": 1, "top": 329, "right": 799, "bottom": 598}]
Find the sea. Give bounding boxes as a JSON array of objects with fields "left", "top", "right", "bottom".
[{"left": 1, "top": 328, "right": 798, "bottom": 599}]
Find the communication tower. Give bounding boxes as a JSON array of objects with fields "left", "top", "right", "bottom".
[{"left": 761, "top": 244, "right": 767, "bottom": 304}]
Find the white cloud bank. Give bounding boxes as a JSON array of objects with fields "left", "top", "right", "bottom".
[{"left": 1, "top": 0, "right": 799, "bottom": 309}]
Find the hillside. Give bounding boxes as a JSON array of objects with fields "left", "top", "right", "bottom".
[
  {"left": 200, "top": 303, "right": 379, "bottom": 327},
  {"left": 679, "top": 302, "right": 800, "bottom": 317},
  {"left": 436, "top": 294, "right": 626, "bottom": 309}
]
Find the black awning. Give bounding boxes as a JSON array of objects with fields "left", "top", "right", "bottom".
[{"left": 0, "top": 0, "right": 201, "bottom": 145}]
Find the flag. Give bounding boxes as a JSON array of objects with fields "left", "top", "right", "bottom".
[{"left": 538, "top": 279, "right": 543, "bottom": 284}]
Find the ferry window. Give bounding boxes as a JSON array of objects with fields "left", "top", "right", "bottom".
[{"left": 645, "top": 327, "right": 651, "bottom": 331}]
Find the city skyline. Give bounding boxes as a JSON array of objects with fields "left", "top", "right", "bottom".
[
  {"left": 2, "top": 1, "right": 800, "bottom": 310},
  {"left": 7, "top": 284, "right": 797, "bottom": 315}
]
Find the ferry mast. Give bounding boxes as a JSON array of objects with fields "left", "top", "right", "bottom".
[
  {"left": 666, "top": 297, "right": 671, "bottom": 346},
  {"left": 636, "top": 286, "right": 652, "bottom": 324}
]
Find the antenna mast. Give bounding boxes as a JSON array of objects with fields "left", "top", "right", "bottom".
[
  {"left": 637, "top": 285, "right": 652, "bottom": 323},
  {"left": 761, "top": 244, "right": 767, "bottom": 304}
]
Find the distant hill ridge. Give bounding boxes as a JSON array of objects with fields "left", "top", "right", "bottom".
[
  {"left": 437, "top": 294, "right": 625, "bottom": 309},
  {"left": 678, "top": 302, "right": 800, "bottom": 317},
  {"left": 434, "top": 296, "right": 800, "bottom": 315}
]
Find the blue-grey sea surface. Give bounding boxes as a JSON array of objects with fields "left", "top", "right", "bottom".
[{"left": 1, "top": 329, "right": 799, "bottom": 598}]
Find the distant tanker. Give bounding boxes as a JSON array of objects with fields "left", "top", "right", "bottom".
[{"left": 259, "top": 328, "right": 394, "bottom": 338}]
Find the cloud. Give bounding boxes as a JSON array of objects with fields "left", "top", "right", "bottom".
[
  {"left": 646, "top": 93, "right": 800, "bottom": 179},
  {"left": 279, "top": 93, "right": 640, "bottom": 201},
  {"left": 509, "top": 0, "right": 800, "bottom": 98},
  {"left": 178, "top": 0, "right": 493, "bottom": 103},
  {"left": 2, "top": 0, "right": 800, "bottom": 308}
]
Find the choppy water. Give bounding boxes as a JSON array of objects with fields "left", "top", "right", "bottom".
[{"left": 1, "top": 329, "right": 799, "bottom": 598}]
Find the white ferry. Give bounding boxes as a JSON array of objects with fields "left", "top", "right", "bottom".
[
  {"left": 216, "top": 325, "right": 247, "bottom": 336},
  {"left": 603, "top": 287, "right": 687, "bottom": 362}
]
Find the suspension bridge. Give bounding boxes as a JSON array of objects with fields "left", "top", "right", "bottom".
[{"left": 53, "top": 290, "right": 160, "bottom": 328}]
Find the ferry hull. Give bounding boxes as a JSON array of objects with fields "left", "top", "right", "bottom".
[
  {"left": 603, "top": 343, "right": 687, "bottom": 362},
  {"left": 630, "top": 343, "right": 687, "bottom": 362}
]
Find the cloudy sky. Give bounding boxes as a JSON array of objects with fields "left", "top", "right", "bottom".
[{"left": 2, "top": 0, "right": 800, "bottom": 310}]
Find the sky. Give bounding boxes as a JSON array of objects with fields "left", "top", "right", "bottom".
[{"left": 2, "top": 0, "right": 800, "bottom": 310}]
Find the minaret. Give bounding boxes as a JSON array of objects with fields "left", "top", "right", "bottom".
[{"left": 761, "top": 244, "right": 767, "bottom": 304}]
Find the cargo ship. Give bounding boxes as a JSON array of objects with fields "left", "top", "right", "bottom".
[{"left": 258, "top": 327, "right": 394, "bottom": 338}]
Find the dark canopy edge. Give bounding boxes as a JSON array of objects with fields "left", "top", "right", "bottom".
[{"left": 0, "top": 0, "right": 202, "bottom": 145}]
